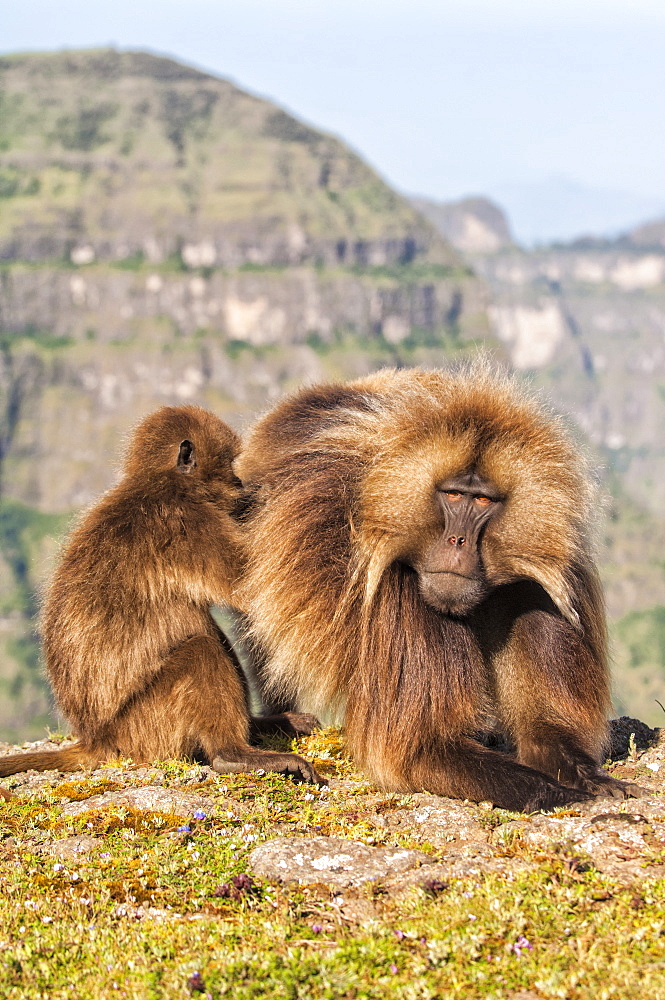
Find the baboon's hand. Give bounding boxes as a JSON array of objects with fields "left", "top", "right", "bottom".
[
  {"left": 592, "top": 775, "right": 650, "bottom": 799},
  {"left": 526, "top": 782, "right": 595, "bottom": 812},
  {"left": 249, "top": 712, "right": 321, "bottom": 738},
  {"left": 279, "top": 712, "right": 321, "bottom": 736},
  {"left": 566, "top": 767, "right": 650, "bottom": 800}
]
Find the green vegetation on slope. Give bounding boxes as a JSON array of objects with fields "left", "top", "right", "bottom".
[
  {"left": 612, "top": 607, "right": 665, "bottom": 726},
  {"left": 0, "top": 49, "right": 454, "bottom": 269},
  {"left": 0, "top": 500, "right": 69, "bottom": 741}
]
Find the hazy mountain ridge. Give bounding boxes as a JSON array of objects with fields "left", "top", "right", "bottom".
[
  {"left": 628, "top": 216, "right": 665, "bottom": 250},
  {"left": 484, "top": 176, "right": 665, "bottom": 247}
]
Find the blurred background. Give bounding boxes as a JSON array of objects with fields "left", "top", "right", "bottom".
[{"left": 1, "top": 0, "right": 665, "bottom": 740}]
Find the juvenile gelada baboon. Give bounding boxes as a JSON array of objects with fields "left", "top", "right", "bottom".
[
  {"left": 236, "top": 366, "right": 641, "bottom": 811},
  {"left": 0, "top": 406, "right": 321, "bottom": 783}
]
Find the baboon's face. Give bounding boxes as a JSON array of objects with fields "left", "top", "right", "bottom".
[{"left": 409, "top": 471, "right": 503, "bottom": 616}]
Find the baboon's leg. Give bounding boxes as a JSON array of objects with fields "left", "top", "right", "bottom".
[
  {"left": 113, "top": 635, "right": 324, "bottom": 783},
  {"left": 494, "top": 610, "right": 639, "bottom": 798}
]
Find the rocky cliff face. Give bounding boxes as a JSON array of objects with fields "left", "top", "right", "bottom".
[{"left": 474, "top": 245, "right": 665, "bottom": 518}]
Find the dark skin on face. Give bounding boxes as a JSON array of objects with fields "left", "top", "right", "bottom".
[{"left": 412, "top": 471, "right": 503, "bottom": 616}]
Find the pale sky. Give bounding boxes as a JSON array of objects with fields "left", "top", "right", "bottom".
[{"left": 3, "top": 0, "right": 665, "bottom": 242}]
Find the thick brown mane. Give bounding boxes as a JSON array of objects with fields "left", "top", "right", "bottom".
[{"left": 237, "top": 366, "right": 633, "bottom": 811}]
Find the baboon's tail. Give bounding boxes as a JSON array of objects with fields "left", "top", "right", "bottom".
[{"left": 0, "top": 742, "right": 97, "bottom": 777}]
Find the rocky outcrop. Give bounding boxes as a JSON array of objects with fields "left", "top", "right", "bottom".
[
  {"left": 411, "top": 196, "right": 513, "bottom": 255},
  {"left": 627, "top": 216, "right": 665, "bottom": 250}
]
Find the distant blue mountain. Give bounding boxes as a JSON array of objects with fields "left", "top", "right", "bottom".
[{"left": 486, "top": 176, "right": 665, "bottom": 247}]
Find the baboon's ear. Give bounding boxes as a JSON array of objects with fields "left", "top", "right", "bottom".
[{"left": 176, "top": 439, "right": 197, "bottom": 473}]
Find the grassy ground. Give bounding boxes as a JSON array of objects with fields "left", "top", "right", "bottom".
[{"left": 1, "top": 731, "right": 664, "bottom": 999}]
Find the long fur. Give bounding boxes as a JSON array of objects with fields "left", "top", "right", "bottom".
[
  {"left": 237, "top": 366, "right": 620, "bottom": 811},
  {"left": 0, "top": 406, "right": 320, "bottom": 782}
]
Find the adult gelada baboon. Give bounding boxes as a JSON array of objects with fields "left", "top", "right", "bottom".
[
  {"left": 236, "top": 367, "right": 640, "bottom": 811},
  {"left": 0, "top": 406, "right": 321, "bottom": 783}
]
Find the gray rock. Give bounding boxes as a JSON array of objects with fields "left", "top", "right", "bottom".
[
  {"left": 249, "top": 836, "right": 433, "bottom": 887},
  {"left": 47, "top": 835, "right": 100, "bottom": 859},
  {"left": 382, "top": 795, "right": 491, "bottom": 847},
  {"left": 59, "top": 785, "right": 214, "bottom": 818},
  {"left": 385, "top": 854, "right": 534, "bottom": 893},
  {"left": 494, "top": 795, "right": 665, "bottom": 881}
]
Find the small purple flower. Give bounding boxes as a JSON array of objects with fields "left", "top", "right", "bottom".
[
  {"left": 193, "top": 810, "right": 207, "bottom": 820},
  {"left": 178, "top": 825, "right": 192, "bottom": 833},
  {"left": 394, "top": 929, "right": 405, "bottom": 941},
  {"left": 389, "top": 964, "right": 398, "bottom": 975},
  {"left": 311, "top": 924, "right": 323, "bottom": 934},
  {"left": 512, "top": 935, "right": 533, "bottom": 956}
]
